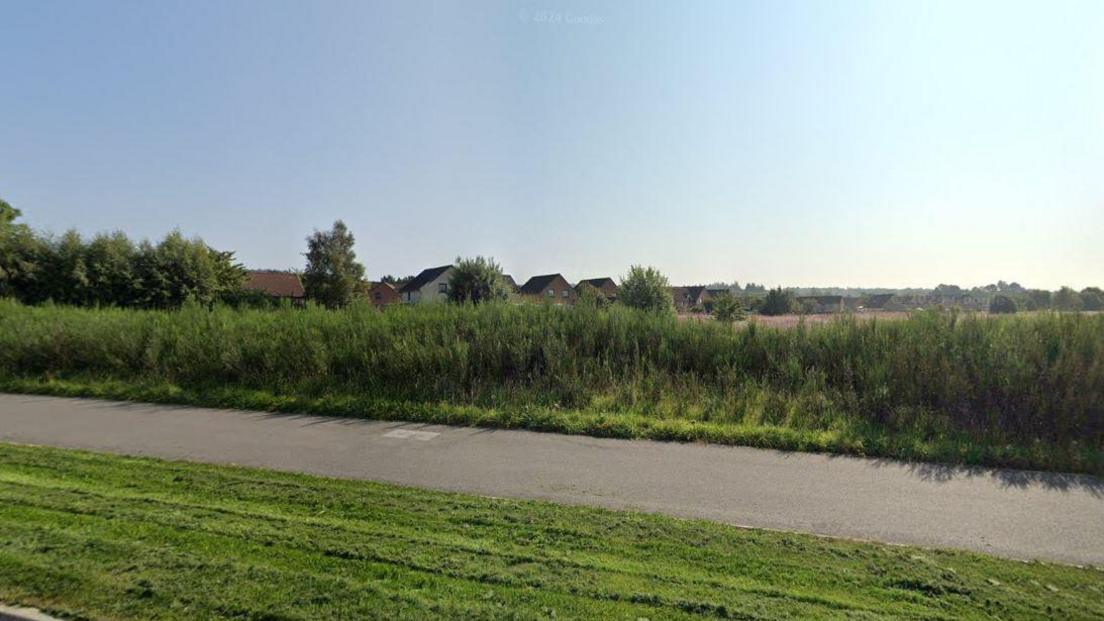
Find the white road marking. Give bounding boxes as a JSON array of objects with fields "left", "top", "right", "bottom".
[{"left": 382, "top": 429, "right": 440, "bottom": 441}]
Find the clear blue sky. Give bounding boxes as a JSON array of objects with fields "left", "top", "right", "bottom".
[{"left": 2, "top": 0, "right": 1101, "bottom": 288}]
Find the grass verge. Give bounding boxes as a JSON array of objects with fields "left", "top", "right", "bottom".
[
  {"left": 1, "top": 374, "right": 1101, "bottom": 476},
  {"left": 1, "top": 442, "right": 1102, "bottom": 620}
]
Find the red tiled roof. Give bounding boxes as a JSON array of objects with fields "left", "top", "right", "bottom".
[{"left": 244, "top": 271, "right": 305, "bottom": 298}]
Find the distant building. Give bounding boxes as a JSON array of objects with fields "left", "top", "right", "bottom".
[
  {"left": 860, "top": 293, "right": 895, "bottom": 311},
  {"left": 518, "top": 274, "right": 577, "bottom": 305},
  {"left": 575, "top": 277, "right": 619, "bottom": 301},
  {"left": 796, "top": 295, "right": 844, "bottom": 314},
  {"left": 400, "top": 265, "right": 455, "bottom": 304},
  {"left": 243, "top": 270, "right": 305, "bottom": 303},
  {"left": 365, "top": 281, "right": 401, "bottom": 307},
  {"left": 501, "top": 275, "right": 519, "bottom": 292},
  {"left": 671, "top": 286, "right": 712, "bottom": 312}
]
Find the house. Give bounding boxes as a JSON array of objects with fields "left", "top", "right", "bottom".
[
  {"left": 671, "top": 286, "right": 712, "bottom": 312},
  {"left": 575, "top": 277, "right": 618, "bottom": 301},
  {"left": 243, "top": 270, "right": 305, "bottom": 303},
  {"left": 365, "top": 281, "right": 401, "bottom": 307},
  {"left": 501, "top": 275, "right": 519, "bottom": 293},
  {"left": 860, "top": 293, "right": 895, "bottom": 311},
  {"left": 796, "top": 295, "right": 844, "bottom": 314},
  {"left": 399, "top": 265, "right": 455, "bottom": 304},
  {"left": 518, "top": 274, "right": 577, "bottom": 305}
]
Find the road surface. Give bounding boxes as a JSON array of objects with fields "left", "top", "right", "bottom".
[{"left": 1, "top": 393, "right": 1101, "bottom": 565}]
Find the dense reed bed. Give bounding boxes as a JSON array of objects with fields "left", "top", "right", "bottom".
[{"left": 1, "top": 299, "right": 1101, "bottom": 472}]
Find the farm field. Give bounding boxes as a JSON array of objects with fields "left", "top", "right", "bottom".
[
  {"left": 1, "top": 442, "right": 1102, "bottom": 620},
  {"left": 1, "top": 299, "right": 1101, "bottom": 474}
]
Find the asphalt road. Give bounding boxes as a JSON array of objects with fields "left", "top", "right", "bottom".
[{"left": 2, "top": 393, "right": 1102, "bottom": 565}]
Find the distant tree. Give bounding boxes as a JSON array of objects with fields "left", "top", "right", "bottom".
[
  {"left": 759, "top": 287, "right": 795, "bottom": 316},
  {"left": 933, "top": 284, "right": 963, "bottom": 295},
  {"left": 989, "top": 294, "right": 1017, "bottom": 314},
  {"left": 0, "top": 197, "right": 36, "bottom": 298},
  {"left": 711, "top": 292, "right": 745, "bottom": 322},
  {"left": 1026, "top": 289, "right": 1052, "bottom": 311},
  {"left": 303, "top": 220, "right": 365, "bottom": 308},
  {"left": 743, "top": 282, "right": 766, "bottom": 293},
  {"left": 44, "top": 230, "right": 91, "bottom": 305},
  {"left": 1053, "top": 287, "right": 1083, "bottom": 312},
  {"left": 1080, "top": 287, "right": 1104, "bottom": 311},
  {"left": 380, "top": 274, "right": 413, "bottom": 287},
  {"left": 619, "top": 265, "right": 674, "bottom": 314},
  {"left": 85, "top": 232, "right": 139, "bottom": 307},
  {"left": 135, "top": 231, "right": 245, "bottom": 308},
  {"left": 448, "top": 256, "right": 510, "bottom": 304}
]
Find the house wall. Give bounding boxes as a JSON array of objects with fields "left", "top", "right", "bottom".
[
  {"left": 595, "top": 281, "right": 619, "bottom": 299},
  {"left": 368, "top": 284, "right": 401, "bottom": 307},
  {"left": 405, "top": 268, "right": 455, "bottom": 304},
  {"left": 523, "top": 276, "right": 577, "bottom": 305}
]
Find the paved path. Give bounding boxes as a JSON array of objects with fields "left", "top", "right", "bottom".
[{"left": 2, "top": 393, "right": 1102, "bottom": 565}]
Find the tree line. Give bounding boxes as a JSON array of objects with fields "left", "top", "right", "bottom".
[
  {"left": 0, "top": 199, "right": 244, "bottom": 308},
  {"left": 3, "top": 199, "right": 1100, "bottom": 315}
]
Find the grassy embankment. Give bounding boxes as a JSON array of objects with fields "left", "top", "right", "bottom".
[
  {"left": 1, "top": 443, "right": 1102, "bottom": 620},
  {"left": 0, "top": 299, "right": 1101, "bottom": 473}
]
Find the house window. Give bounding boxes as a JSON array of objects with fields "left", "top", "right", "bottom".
[
  {"left": 374, "top": 293, "right": 382, "bottom": 301},
  {"left": 561, "top": 289, "right": 569, "bottom": 298},
  {"left": 439, "top": 283, "right": 448, "bottom": 293},
  {"left": 547, "top": 289, "right": 554, "bottom": 297}
]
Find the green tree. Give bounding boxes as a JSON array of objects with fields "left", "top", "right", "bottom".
[
  {"left": 448, "top": 256, "right": 510, "bottom": 304},
  {"left": 1026, "top": 289, "right": 1052, "bottom": 311},
  {"left": 619, "top": 265, "right": 674, "bottom": 314},
  {"left": 85, "top": 232, "right": 139, "bottom": 307},
  {"left": 302, "top": 220, "right": 365, "bottom": 308},
  {"left": 45, "top": 230, "right": 91, "bottom": 305},
  {"left": 0, "top": 197, "right": 37, "bottom": 299},
  {"left": 759, "top": 287, "right": 795, "bottom": 316},
  {"left": 1079, "top": 287, "right": 1104, "bottom": 311},
  {"left": 1053, "top": 286, "right": 1083, "bottom": 312},
  {"left": 135, "top": 232, "right": 244, "bottom": 308},
  {"left": 711, "top": 292, "right": 746, "bottom": 322},
  {"left": 988, "top": 294, "right": 1017, "bottom": 314}
]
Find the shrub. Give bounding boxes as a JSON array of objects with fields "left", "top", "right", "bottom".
[
  {"left": 619, "top": 265, "right": 674, "bottom": 314},
  {"left": 711, "top": 293, "right": 746, "bottom": 322},
  {"left": 988, "top": 295, "right": 1017, "bottom": 314},
  {"left": 448, "top": 256, "right": 510, "bottom": 304},
  {"left": 759, "top": 287, "right": 795, "bottom": 316}
]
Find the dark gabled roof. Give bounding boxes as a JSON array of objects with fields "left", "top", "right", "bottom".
[
  {"left": 518, "top": 274, "right": 566, "bottom": 295},
  {"left": 502, "top": 275, "right": 518, "bottom": 290},
  {"left": 576, "top": 277, "right": 617, "bottom": 290},
  {"left": 683, "top": 285, "right": 709, "bottom": 300},
  {"left": 400, "top": 265, "right": 453, "bottom": 293},
  {"left": 244, "top": 270, "right": 304, "bottom": 298}
]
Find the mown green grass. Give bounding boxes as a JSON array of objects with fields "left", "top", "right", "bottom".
[
  {"left": 1, "top": 299, "right": 1101, "bottom": 474},
  {"left": 1, "top": 443, "right": 1102, "bottom": 620}
]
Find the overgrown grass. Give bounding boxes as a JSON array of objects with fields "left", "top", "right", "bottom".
[
  {"left": 0, "top": 299, "right": 1101, "bottom": 473},
  {"left": 2, "top": 443, "right": 1102, "bottom": 620}
]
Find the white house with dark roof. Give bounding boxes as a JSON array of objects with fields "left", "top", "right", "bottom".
[{"left": 399, "top": 265, "right": 455, "bottom": 304}]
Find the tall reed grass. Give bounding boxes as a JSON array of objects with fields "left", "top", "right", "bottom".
[{"left": 1, "top": 299, "right": 1101, "bottom": 470}]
